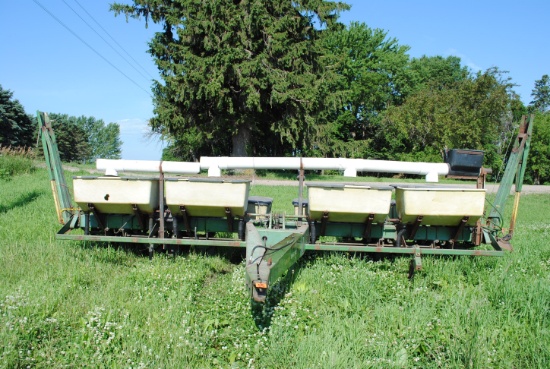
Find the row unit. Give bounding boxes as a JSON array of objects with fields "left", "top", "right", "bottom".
[{"left": 73, "top": 176, "right": 486, "bottom": 227}]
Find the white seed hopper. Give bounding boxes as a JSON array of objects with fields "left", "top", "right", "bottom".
[
  {"left": 394, "top": 185, "right": 486, "bottom": 226},
  {"left": 164, "top": 178, "right": 250, "bottom": 218},
  {"left": 307, "top": 183, "right": 393, "bottom": 223},
  {"left": 73, "top": 176, "right": 159, "bottom": 214}
]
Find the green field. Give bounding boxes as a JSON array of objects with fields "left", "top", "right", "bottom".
[{"left": 1, "top": 167, "right": 549, "bottom": 368}]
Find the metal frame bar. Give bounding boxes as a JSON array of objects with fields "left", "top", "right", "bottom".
[
  {"left": 55, "top": 232, "right": 503, "bottom": 257},
  {"left": 37, "top": 112, "right": 74, "bottom": 224},
  {"left": 304, "top": 243, "right": 504, "bottom": 256},
  {"left": 57, "top": 233, "right": 245, "bottom": 247}
]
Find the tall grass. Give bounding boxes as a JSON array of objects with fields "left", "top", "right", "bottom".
[
  {"left": 0, "top": 168, "right": 548, "bottom": 368},
  {"left": 0, "top": 146, "right": 36, "bottom": 180}
]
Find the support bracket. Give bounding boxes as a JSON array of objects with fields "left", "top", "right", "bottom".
[
  {"left": 225, "top": 207, "right": 234, "bottom": 232},
  {"left": 409, "top": 215, "right": 423, "bottom": 240},
  {"left": 132, "top": 204, "right": 145, "bottom": 230},
  {"left": 88, "top": 203, "right": 104, "bottom": 230},
  {"left": 320, "top": 211, "right": 329, "bottom": 236},
  {"left": 450, "top": 216, "right": 469, "bottom": 247},
  {"left": 179, "top": 205, "right": 192, "bottom": 234},
  {"left": 362, "top": 213, "right": 375, "bottom": 240},
  {"left": 408, "top": 248, "right": 423, "bottom": 279}
]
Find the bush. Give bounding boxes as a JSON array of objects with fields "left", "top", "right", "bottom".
[{"left": 0, "top": 146, "right": 36, "bottom": 180}]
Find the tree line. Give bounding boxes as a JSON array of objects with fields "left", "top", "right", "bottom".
[
  {"left": 112, "top": 1, "right": 550, "bottom": 184},
  {"left": 0, "top": 85, "right": 122, "bottom": 163}
]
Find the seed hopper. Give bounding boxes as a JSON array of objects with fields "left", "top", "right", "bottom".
[{"left": 38, "top": 112, "right": 534, "bottom": 303}]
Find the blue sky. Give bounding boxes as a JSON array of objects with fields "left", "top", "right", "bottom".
[{"left": 1, "top": 0, "right": 548, "bottom": 160}]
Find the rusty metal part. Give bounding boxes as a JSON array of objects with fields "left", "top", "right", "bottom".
[
  {"left": 450, "top": 216, "right": 469, "bottom": 246},
  {"left": 179, "top": 206, "right": 192, "bottom": 234},
  {"left": 225, "top": 207, "right": 234, "bottom": 232},
  {"left": 409, "top": 215, "right": 423, "bottom": 239},
  {"left": 320, "top": 211, "right": 329, "bottom": 236},
  {"left": 132, "top": 204, "right": 144, "bottom": 230},
  {"left": 362, "top": 213, "right": 375, "bottom": 240}
]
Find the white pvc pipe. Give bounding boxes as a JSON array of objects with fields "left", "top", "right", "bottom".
[
  {"left": 97, "top": 156, "right": 450, "bottom": 182},
  {"left": 200, "top": 156, "right": 449, "bottom": 182},
  {"left": 96, "top": 159, "right": 200, "bottom": 175}
]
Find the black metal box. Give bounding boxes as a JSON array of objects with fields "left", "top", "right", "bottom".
[{"left": 445, "top": 149, "right": 484, "bottom": 177}]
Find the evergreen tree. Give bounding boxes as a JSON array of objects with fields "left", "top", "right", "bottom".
[
  {"left": 112, "top": 0, "right": 349, "bottom": 159},
  {"left": 0, "top": 85, "right": 34, "bottom": 148},
  {"left": 46, "top": 114, "right": 91, "bottom": 162},
  {"left": 530, "top": 74, "right": 550, "bottom": 113}
]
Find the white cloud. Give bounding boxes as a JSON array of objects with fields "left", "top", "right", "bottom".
[
  {"left": 116, "top": 118, "right": 166, "bottom": 160},
  {"left": 116, "top": 118, "right": 151, "bottom": 135},
  {"left": 446, "top": 48, "right": 482, "bottom": 72}
]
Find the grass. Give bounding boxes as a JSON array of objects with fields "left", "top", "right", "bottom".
[
  {"left": 0, "top": 147, "right": 36, "bottom": 180},
  {"left": 242, "top": 168, "right": 479, "bottom": 185},
  {"left": 0, "top": 162, "right": 549, "bottom": 368},
  {"left": 249, "top": 185, "right": 304, "bottom": 214}
]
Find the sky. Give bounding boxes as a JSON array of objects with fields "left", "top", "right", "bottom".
[{"left": 1, "top": 0, "right": 548, "bottom": 160}]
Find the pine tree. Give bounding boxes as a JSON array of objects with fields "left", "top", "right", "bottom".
[
  {"left": 530, "top": 74, "right": 550, "bottom": 112},
  {"left": 0, "top": 85, "right": 34, "bottom": 148},
  {"left": 112, "top": 0, "right": 349, "bottom": 159}
]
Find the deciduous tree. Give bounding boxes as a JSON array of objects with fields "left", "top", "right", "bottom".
[
  {"left": 380, "top": 68, "right": 520, "bottom": 172},
  {"left": 401, "top": 55, "right": 470, "bottom": 97},
  {"left": 528, "top": 112, "right": 550, "bottom": 184},
  {"left": 74, "top": 116, "right": 122, "bottom": 161},
  {"left": 41, "top": 114, "right": 122, "bottom": 162},
  {"left": 312, "top": 22, "right": 409, "bottom": 158}
]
